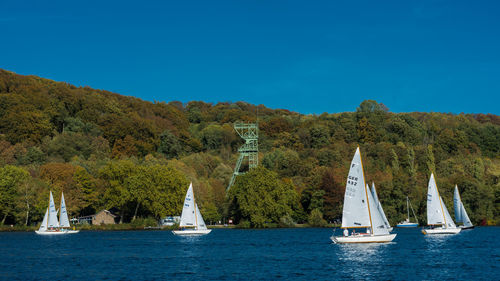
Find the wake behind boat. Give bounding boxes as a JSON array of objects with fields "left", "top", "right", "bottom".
[
  {"left": 331, "top": 147, "right": 396, "bottom": 244},
  {"left": 422, "top": 173, "right": 460, "bottom": 235},
  {"left": 454, "top": 185, "right": 474, "bottom": 230},
  {"left": 172, "top": 183, "right": 211, "bottom": 236}
]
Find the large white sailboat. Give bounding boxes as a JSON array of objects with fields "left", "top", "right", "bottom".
[
  {"left": 369, "top": 182, "right": 393, "bottom": 232},
  {"left": 331, "top": 147, "right": 396, "bottom": 243},
  {"left": 454, "top": 185, "right": 474, "bottom": 230},
  {"left": 35, "top": 191, "right": 79, "bottom": 235},
  {"left": 172, "top": 183, "right": 211, "bottom": 236},
  {"left": 422, "top": 174, "right": 461, "bottom": 235},
  {"left": 396, "top": 196, "right": 419, "bottom": 227}
]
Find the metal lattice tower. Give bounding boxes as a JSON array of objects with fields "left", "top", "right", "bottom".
[{"left": 227, "top": 122, "right": 258, "bottom": 190}]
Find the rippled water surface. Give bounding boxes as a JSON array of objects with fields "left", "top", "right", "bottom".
[{"left": 0, "top": 227, "right": 498, "bottom": 280}]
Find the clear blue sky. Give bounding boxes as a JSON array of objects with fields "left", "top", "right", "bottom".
[{"left": 1, "top": 0, "right": 499, "bottom": 114}]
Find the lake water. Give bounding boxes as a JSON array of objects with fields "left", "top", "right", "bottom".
[{"left": 0, "top": 227, "right": 498, "bottom": 280}]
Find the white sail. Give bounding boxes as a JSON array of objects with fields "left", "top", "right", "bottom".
[
  {"left": 195, "top": 203, "right": 207, "bottom": 230},
  {"left": 461, "top": 203, "right": 473, "bottom": 227},
  {"left": 453, "top": 186, "right": 462, "bottom": 223},
  {"left": 367, "top": 185, "right": 390, "bottom": 235},
  {"left": 179, "top": 183, "right": 196, "bottom": 228},
  {"left": 38, "top": 208, "right": 48, "bottom": 231},
  {"left": 341, "top": 147, "right": 370, "bottom": 228},
  {"left": 441, "top": 196, "right": 456, "bottom": 229},
  {"left": 371, "top": 182, "right": 391, "bottom": 229},
  {"left": 59, "top": 192, "right": 71, "bottom": 228},
  {"left": 426, "top": 173, "right": 445, "bottom": 225},
  {"left": 48, "top": 191, "right": 59, "bottom": 228},
  {"left": 454, "top": 185, "right": 473, "bottom": 227}
]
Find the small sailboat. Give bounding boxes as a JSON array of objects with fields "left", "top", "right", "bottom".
[
  {"left": 331, "top": 147, "right": 396, "bottom": 243},
  {"left": 422, "top": 173, "right": 461, "bottom": 235},
  {"left": 396, "top": 196, "right": 419, "bottom": 227},
  {"left": 369, "top": 182, "right": 393, "bottom": 232},
  {"left": 59, "top": 192, "right": 79, "bottom": 233},
  {"left": 35, "top": 191, "right": 79, "bottom": 235},
  {"left": 454, "top": 185, "right": 474, "bottom": 230},
  {"left": 172, "top": 183, "right": 211, "bottom": 236}
]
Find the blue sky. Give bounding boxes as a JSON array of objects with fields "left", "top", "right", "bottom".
[{"left": 1, "top": 1, "right": 499, "bottom": 114}]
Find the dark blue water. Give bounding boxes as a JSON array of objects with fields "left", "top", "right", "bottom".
[{"left": 0, "top": 227, "right": 498, "bottom": 280}]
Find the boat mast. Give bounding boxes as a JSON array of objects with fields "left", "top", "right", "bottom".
[
  {"left": 407, "top": 196, "right": 410, "bottom": 220},
  {"left": 409, "top": 199, "right": 418, "bottom": 224},
  {"left": 359, "top": 147, "right": 374, "bottom": 234}
]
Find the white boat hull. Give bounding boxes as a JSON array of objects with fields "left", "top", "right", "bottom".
[
  {"left": 422, "top": 227, "right": 461, "bottom": 235},
  {"left": 397, "top": 222, "right": 419, "bottom": 228},
  {"left": 172, "top": 229, "right": 212, "bottom": 236},
  {"left": 459, "top": 225, "right": 474, "bottom": 230},
  {"left": 35, "top": 229, "right": 80, "bottom": 235},
  {"left": 331, "top": 233, "right": 396, "bottom": 244}
]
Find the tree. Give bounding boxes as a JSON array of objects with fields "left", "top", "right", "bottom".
[
  {"left": 308, "top": 208, "right": 327, "bottom": 227},
  {"left": 158, "top": 130, "right": 182, "bottom": 159},
  {"left": 227, "top": 166, "right": 299, "bottom": 227},
  {"left": 0, "top": 165, "right": 29, "bottom": 224},
  {"left": 99, "top": 160, "right": 137, "bottom": 223}
]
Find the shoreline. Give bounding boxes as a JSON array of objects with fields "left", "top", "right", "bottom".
[{"left": 0, "top": 223, "right": 342, "bottom": 232}]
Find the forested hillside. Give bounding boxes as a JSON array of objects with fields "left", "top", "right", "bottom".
[{"left": 0, "top": 69, "right": 499, "bottom": 227}]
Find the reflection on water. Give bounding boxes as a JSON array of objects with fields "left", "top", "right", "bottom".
[
  {"left": 337, "top": 242, "right": 390, "bottom": 262},
  {"left": 334, "top": 242, "right": 392, "bottom": 279},
  {"left": 423, "top": 233, "right": 454, "bottom": 252},
  {"left": 0, "top": 228, "right": 496, "bottom": 280}
]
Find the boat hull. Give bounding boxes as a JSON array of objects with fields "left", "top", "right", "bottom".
[
  {"left": 172, "top": 229, "right": 212, "bottom": 236},
  {"left": 422, "top": 227, "right": 461, "bottom": 235},
  {"left": 396, "top": 222, "right": 419, "bottom": 228},
  {"left": 331, "top": 233, "right": 396, "bottom": 244},
  {"left": 459, "top": 225, "right": 474, "bottom": 230},
  {"left": 35, "top": 229, "right": 79, "bottom": 235}
]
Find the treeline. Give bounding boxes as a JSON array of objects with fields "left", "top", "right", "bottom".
[{"left": 0, "top": 69, "right": 499, "bottom": 227}]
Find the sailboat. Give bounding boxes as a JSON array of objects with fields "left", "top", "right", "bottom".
[
  {"left": 369, "top": 182, "right": 393, "bottom": 232},
  {"left": 422, "top": 173, "right": 461, "bottom": 235},
  {"left": 331, "top": 147, "right": 396, "bottom": 243},
  {"left": 35, "top": 191, "right": 79, "bottom": 235},
  {"left": 172, "top": 183, "right": 211, "bottom": 236},
  {"left": 59, "top": 192, "right": 79, "bottom": 233},
  {"left": 454, "top": 185, "right": 474, "bottom": 230},
  {"left": 396, "top": 196, "right": 419, "bottom": 227}
]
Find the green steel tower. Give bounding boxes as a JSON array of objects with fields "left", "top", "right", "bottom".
[{"left": 227, "top": 122, "right": 258, "bottom": 190}]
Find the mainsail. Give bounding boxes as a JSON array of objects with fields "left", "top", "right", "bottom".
[
  {"left": 341, "top": 147, "right": 370, "bottom": 228},
  {"left": 426, "top": 173, "right": 445, "bottom": 226},
  {"left": 370, "top": 183, "right": 391, "bottom": 230},
  {"left": 59, "top": 192, "right": 70, "bottom": 228},
  {"left": 453, "top": 186, "right": 462, "bottom": 223},
  {"left": 179, "top": 183, "right": 196, "bottom": 228},
  {"left": 48, "top": 191, "right": 60, "bottom": 228}
]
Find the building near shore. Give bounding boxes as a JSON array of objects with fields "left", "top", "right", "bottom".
[{"left": 78, "top": 210, "right": 118, "bottom": 225}]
